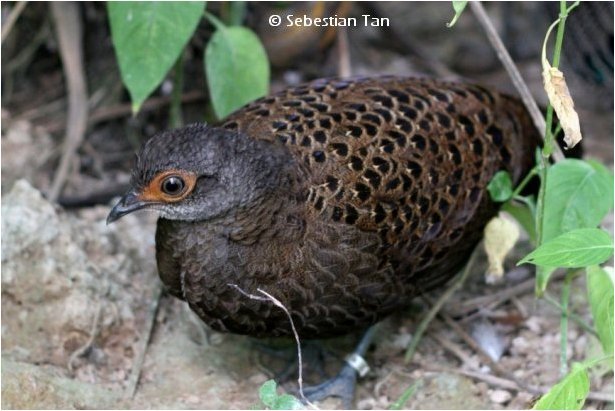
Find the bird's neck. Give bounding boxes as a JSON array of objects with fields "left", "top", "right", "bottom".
[
  {"left": 225, "top": 191, "right": 305, "bottom": 245},
  {"left": 209, "top": 165, "right": 308, "bottom": 245}
]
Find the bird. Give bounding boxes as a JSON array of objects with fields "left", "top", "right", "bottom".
[{"left": 107, "top": 76, "right": 540, "bottom": 341}]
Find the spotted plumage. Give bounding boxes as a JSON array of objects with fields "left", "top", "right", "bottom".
[{"left": 108, "top": 76, "right": 540, "bottom": 338}]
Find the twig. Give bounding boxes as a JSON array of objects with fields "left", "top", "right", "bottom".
[
  {"left": 428, "top": 330, "right": 476, "bottom": 367},
  {"left": 41, "top": 91, "right": 205, "bottom": 134},
  {"left": 67, "top": 301, "right": 102, "bottom": 374},
  {"left": 510, "top": 296, "right": 529, "bottom": 319},
  {"left": 447, "top": 270, "right": 566, "bottom": 318},
  {"left": 336, "top": 27, "right": 351, "bottom": 77},
  {"left": 15, "top": 97, "right": 66, "bottom": 123},
  {"left": 124, "top": 283, "right": 163, "bottom": 399},
  {"left": 1, "top": 1, "right": 28, "bottom": 44},
  {"left": 48, "top": 2, "right": 89, "bottom": 202},
  {"left": 228, "top": 284, "right": 316, "bottom": 409},
  {"left": 422, "top": 364, "right": 614, "bottom": 403},
  {"left": 446, "top": 276, "right": 535, "bottom": 317},
  {"left": 470, "top": 1, "right": 565, "bottom": 162},
  {"left": 405, "top": 247, "right": 479, "bottom": 363},
  {"left": 4, "top": 16, "right": 49, "bottom": 75},
  {"left": 436, "top": 311, "right": 519, "bottom": 384}
]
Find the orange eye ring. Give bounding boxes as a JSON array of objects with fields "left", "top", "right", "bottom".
[{"left": 139, "top": 170, "right": 197, "bottom": 203}]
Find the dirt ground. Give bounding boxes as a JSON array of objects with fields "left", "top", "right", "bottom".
[{"left": 1, "top": 2, "right": 613, "bottom": 410}]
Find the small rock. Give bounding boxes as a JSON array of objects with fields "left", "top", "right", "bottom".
[
  {"left": 489, "top": 389, "right": 512, "bottom": 404},
  {"left": 357, "top": 397, "right": 377, "bottom": 409},
  {"left": 525, "top": 317, "right": 543, "bottom": 333},
  {"left": 185, "top": 395, "right": 201, "bottom": 405},
  {"left": 512, "top": 336, "right": 530, "bottom": 352},
  {"left": 1, "top": 180, "right": 59, "bottom": 263},
  {"left": 471, "top": 320, "right": 506, "bottom": 361},
  {"left": 390, "top": 333, "right": 413, "bottom": 350},
  {"left": 208, "top": 333, "right": 225, "bottom": 346},
  {"left": 512, "top": 391, "right": 535, "bottom": 408}
]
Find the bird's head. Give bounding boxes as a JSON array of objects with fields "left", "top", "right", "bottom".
[{"left": 107, "top": 123, "right": 291, "bottom": 224}]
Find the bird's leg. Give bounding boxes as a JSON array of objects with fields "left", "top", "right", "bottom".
[
  {"left": 252, "top": 340, "right": 333, "bottom": 383},
  {"left": 301, "top": 326, "right": 376, "bottom": 409}
]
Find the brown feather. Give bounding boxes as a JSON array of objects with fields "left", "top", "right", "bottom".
[{"left": 154, "top": 76, "right": 540, "bottom": 338}]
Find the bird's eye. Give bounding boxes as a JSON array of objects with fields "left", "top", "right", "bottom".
[{"left": 161, "top": 176, "right": 186, "bottom": 196}]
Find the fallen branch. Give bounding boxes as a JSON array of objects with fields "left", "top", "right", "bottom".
[
  {"left": 48, "top": 2, "right": 89, "bottom": 202},
  {"left": 1, "top": 1, "right": 28, "bottom": 44}
]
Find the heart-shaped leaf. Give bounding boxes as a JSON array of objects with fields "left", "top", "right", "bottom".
[
  {"left": 108, "top": 2, "right": 205, "bottom": 112},
  {"left": 205, "top": 23, "right": 269, "bottom": 119}
]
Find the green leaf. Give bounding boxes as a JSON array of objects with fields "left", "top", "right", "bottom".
[
  {"left": 533, "top": 362, "right": 589, "bottom": 410},
  {"left": 543, "top": 159, "right": 614, "bottom": 243},
  {"left": 205, "top": 23, "right": 269, "bottom": 119},
  {"left": 259, "top": 380, "right": 278, "bottom": 408},
  {"left": 487, "top": 171, "right": 513, "bottom": 202},
  {"left": 272, "top": 394, "right": 304, "bottom": 410},
  {"left": 389, "top": 380, "right": 421, "bottom": 409},
  {"left": 446, "top": 1, "right": 468, "bottom": 28},
  {"left": 536, "top": 159, "right": 613, "bottom": 293},
  {"left": 502, "top": 201, "right": 536, "bottom": 243},
  {"left": 536, "top": 265, "right": 556, "bottom": 296},
  {"left": 108, "top": 1, "right": 205, "bottom": 112},
  {"left": 587, "top": 266, "right": 614, "bottom": 355},
  {"left": 519, "top": 228, "right": 613, "bottom": 268}
]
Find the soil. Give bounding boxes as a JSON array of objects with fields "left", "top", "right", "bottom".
[{"left": 1, "top": 2, "right": 613, "bottom": 410}]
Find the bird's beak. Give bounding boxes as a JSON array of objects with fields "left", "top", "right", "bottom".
[{"left": 107, "top": 190, "right": 147, "bottom": 225}]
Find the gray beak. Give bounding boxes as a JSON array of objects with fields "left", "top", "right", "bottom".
[{"left": 106, "top": 190, "right": 146, "bottom": 224}]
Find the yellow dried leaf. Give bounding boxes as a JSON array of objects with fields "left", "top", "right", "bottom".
[
  {"left": 483, "top": 214, "right": 520, "bottom": 283},
  {"left": 542, "top": 63, "right": 582, "bottom": 149},
  {"left": 541, "top": 12, "right": 583, "bottom": 150}
]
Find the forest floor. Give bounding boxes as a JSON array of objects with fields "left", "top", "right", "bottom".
[{"left": 2, "top": 2, "right": 613, "bottom": 409}]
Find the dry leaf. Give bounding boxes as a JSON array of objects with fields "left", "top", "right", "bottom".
[
  {"left": 542, "top": 63, "right": 582, "bottom": 149},
  {"left": 541, "top": 15, "right": 583, "bottom": 149},
  {"left": 483, "top": 214, "right": 520, "bottom": 283}
]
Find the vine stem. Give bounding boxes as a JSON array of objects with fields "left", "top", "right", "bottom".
[
  {"left": 536, "top": 0, "right": 579, "bottom": 246},
  {"left": 535, "top": 0, "right": 579, "bottom": 378},
  {"left": 559, "top": 270, "right": 577, "bottom": 377},
  {"left": 543, "top": 293, "right": 597, "bottom": 338},
  {"left": 510, "top": 166, "right": 538, "bottom": 199}
]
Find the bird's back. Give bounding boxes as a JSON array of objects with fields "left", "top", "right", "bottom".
[{"left": 221, "top": 76, "right": 540, "bottom": 292}]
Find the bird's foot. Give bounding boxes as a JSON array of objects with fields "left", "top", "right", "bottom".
[
  {"left": 297, "top": 326, "right": 376, "bottom": 409},
  {"left": 300, "top": 352, "right": 370, "bottom": 409}
]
